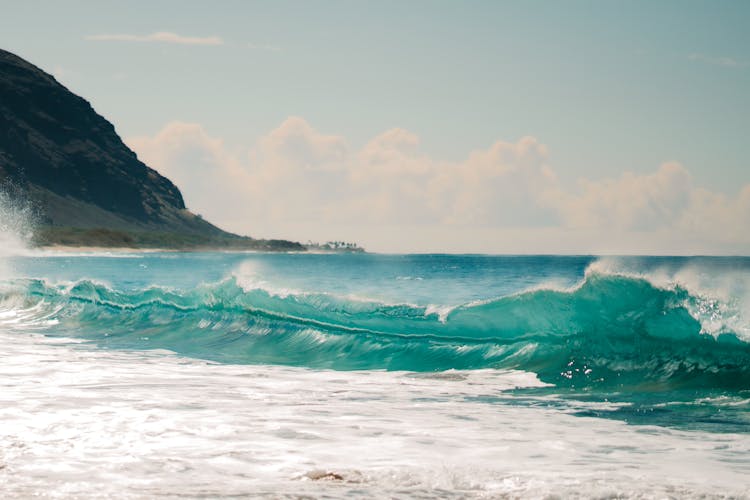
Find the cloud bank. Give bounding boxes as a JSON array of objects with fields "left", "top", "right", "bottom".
[
  {"left": 127, "top": 119, "right": 750, "bottom": 254},
  {"left": 86, "top": 32, "right": 223, "bottom": 46}
]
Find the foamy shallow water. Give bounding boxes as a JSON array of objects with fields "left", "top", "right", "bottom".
[{"left": 1, "top": 331, "right": 748, "bottom": 499}]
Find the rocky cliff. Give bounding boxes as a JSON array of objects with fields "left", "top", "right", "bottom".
[{"left": 0, "top": 48, "right": 303, "bottom": 250}]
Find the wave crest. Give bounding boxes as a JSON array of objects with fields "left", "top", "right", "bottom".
[{"left": 3, "top": 269, "right": 750, "bottom": 391}]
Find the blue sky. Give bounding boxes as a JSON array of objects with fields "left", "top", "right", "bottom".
[{"left": 2, "top": 1, "right": 749, "bottom": 253}]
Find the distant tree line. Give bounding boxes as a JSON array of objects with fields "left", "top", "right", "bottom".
[{"left": 305, "top": 240, "right": 365, "bottom": 252}]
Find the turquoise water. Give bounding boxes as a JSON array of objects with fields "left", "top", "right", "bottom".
[
  {"left": 6, "top": 253, "right": 750, "bottom": 426},
  {"left": 2, "top": 252, "right": 750, "bottom": 497}
]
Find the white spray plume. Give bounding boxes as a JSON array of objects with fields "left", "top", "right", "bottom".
[{"left": 0, "top": 186, "right": 36, "bottom": 259}]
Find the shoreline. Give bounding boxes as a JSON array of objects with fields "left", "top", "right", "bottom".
[
  {"left": 31, "top": 245, "right": 362, "bottom": 255},
  {"left": 37, "top": 245, "right": 176, "bottom": 254},
  {"left": 32, "top": 245, "right": 282, "bottom": 254}
]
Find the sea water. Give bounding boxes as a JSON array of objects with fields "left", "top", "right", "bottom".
[{"left": 0, "top": 251, "right": 749, "bottom": 498}]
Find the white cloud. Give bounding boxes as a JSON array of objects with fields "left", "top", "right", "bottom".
[
  {"left": 86, "top": 32, "right": 223, "bottom": 46},
  {"left": 126, "top": 119, "right": 750, "bottom": 254},
  {"left": 256, "top": 117, "right": 348, "bottom": 171},
  {"left": 547, "top": 163, "right": 693, "bottom": 230},
  {"left": 127, "top": 122, "right": 249, "bottom": 228},
  {"left": 428, "top": 136, "right": 557, "bottom": 226}
]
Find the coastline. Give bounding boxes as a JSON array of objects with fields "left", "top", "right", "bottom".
[
  {"left": 35, "top": 245, "right": 177, "bottom": 254},
  {"left": 30, "top": 228, "right": 363, "bottom": 254},
  {"left": 33, "top": 245, "right": 363, "bottom": 255}
]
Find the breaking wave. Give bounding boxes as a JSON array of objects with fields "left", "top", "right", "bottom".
[{"left": 1, "top": 267, "right": 750, "bottom": 392}]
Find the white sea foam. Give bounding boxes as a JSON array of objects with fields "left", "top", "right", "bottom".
[
  {"left": 586, "top": 257, "right": 750, "bottom": 340},
  {"left": 424, "top": 303, "right": 455, "bottom": 322},
  {"left": 233, "top": 260, "right": 303, "bottom": 298},
  {"left": 0, "top": 329, "right": 748, "bottom": 498}
]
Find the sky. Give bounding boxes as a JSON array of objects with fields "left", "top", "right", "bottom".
[{"left": 1, "top": 0, "right": 749, "bottom": 253}]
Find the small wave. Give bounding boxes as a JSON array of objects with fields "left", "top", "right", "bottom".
[{"left": 2, "top": 267, "right": 750, "bottom": 391}]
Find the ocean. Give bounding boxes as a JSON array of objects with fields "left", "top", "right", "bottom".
[{"left": 1, "top": 251, "right": 749, "bottom": 498}]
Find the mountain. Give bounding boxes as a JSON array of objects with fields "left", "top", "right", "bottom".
[{"left": 0, "top": 48, "right": 304, "bottom": 250}]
